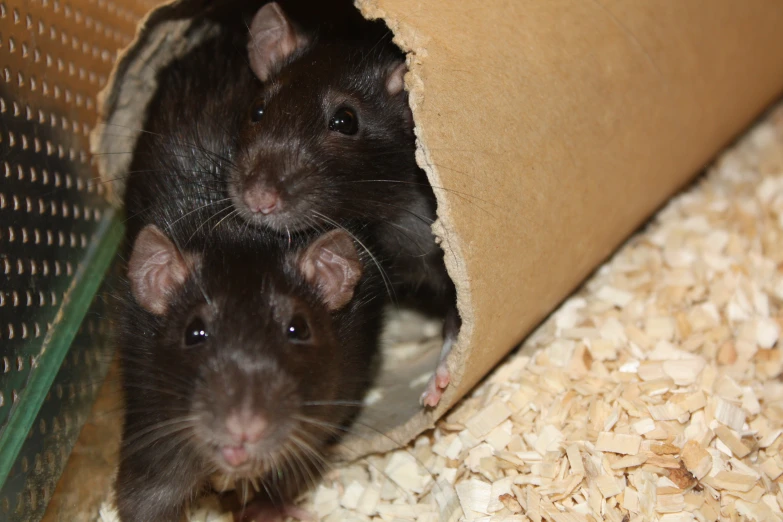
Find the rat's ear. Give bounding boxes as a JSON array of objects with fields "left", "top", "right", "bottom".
[
  {"left": 386, "top": 61, "right": 407, "bottom": 96},
  {"left": 128, "top": 225, "right": 191, "bottom": 315},
  {"left": 298, "top": 229, "right": 363, "bottom": 311},
  {"left": 247, "top": 2, "right": 308, "bottom": 82}
]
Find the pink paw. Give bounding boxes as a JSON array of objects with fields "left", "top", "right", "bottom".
[{"left": 420, "top": 360, "right": 451, "bottom": 408}]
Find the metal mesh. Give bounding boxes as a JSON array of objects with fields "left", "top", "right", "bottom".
[
  {"left": 0, "top": 0, "right": 157, "bottom": 519},
  {"left": 1, "top": 285, "right": 113, "bottom": 520}
]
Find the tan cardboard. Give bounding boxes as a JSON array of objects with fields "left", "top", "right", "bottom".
[{"left": 92, "top": 0, "right": 783, "bottom": 458}]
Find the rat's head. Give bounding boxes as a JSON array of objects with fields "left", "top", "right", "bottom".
[
  {"left": 124, "top": 225, "right": 374, "bottom": 481},
  {"left": 230, "top": 2, "right": 419, "bottom": 233}
]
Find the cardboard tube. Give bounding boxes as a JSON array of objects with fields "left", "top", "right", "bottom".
[{"left": 92, "top": 0, "right": 783, "bottom": 457}]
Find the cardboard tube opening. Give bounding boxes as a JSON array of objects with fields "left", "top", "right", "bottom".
[
  {"left": 93, "top": 0, "right": 783, "bottom": 460},
  {"left": 91, "top": 0, "right": 462, "bottom": 459}
]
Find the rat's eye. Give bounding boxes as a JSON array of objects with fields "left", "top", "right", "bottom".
[
  {"left": 287, "top": 314, "right": 311, "bottom": 342},
  {"left": 251, "top": 104, "right": 265, "bottom": 123},
  {"left": 184, "top": 317, "right": 209, "bottom": 346},
  {"left": 328, "top": 107, "right": 358, "bottom": 135}
]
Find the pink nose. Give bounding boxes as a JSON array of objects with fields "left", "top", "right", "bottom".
[
  {"left": 243, "top": 184, "right": 279, "bottom": 215},
  {"left": 225, "top": 411, "right": 268, "bottom": 444}
]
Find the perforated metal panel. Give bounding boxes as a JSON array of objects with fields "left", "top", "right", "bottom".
[
  {"left": 0, "top": 288, "right": 114, "bottom": 520},
  {"left": 0, "top": 1, "right": 157, "bottom": 520}
]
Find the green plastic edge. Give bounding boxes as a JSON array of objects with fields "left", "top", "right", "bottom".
[{"left": 0, "top": 209, "right": 124, "bottom": 491}]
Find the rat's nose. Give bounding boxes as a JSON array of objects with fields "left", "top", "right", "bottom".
[
  {"left": 220, "top": 411, "right": 267, "bottom": 468},
  {"left": 243, "top": 183, "right": 280, "bottom": 215},
  {"left": 225, "top": 410, "right": 268, "bottom": 444}
]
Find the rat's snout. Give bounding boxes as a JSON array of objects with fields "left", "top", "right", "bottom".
[
  {"left": 243, "top": 176, "right": 281, "bottom": 215},
  {"left": 199, "top": 359, "right": 298, "bottom": 472},
  {"left": 220, "top": 409, "right": 269, "bottom": 468},
  {"left": 195, "top": 345, "right": 303, "bottom": 474}
]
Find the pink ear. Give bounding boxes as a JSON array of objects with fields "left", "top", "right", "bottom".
[
  {"left": 299, "top": 230, "right": 363, "bottom": 311},
  {"left": 128, "top": 225, "right": 190, "bottom": 315},
  {"left": 247, "top": 2, "right": 308, "bottom": 82},
  {"left": 386, "top": 61, "right": 407, "bottom": 96}
]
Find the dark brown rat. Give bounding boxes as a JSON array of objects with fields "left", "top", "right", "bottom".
[
  {"left": 115, "top": 224, "right": 383, "bottom": 522},
  {"left": 231, "top": 3, "right": 459, "bottom": 406},
  {"left": 122, "top": 25, "right": 256, "bottom": 249},
  {"left": 117, "top": 26, "right": 383, "bottom": 521}
]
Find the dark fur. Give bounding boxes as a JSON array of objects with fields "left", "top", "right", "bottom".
[
  {"left": 114, "top": 229, "right": 383, "bottom": 521},
  {"left": 122, "top": 27, "right": 255, "bottom": 250},
  {"left": 231, "top": 30, "right": 456, "bottom": 309},
  {"left": 116, "top": 29, "right": 383, "bottom": 521}
]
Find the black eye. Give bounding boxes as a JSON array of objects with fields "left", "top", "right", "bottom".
[
  {"left": 251, "top": 104, "right": 265, "bottom": 122},
  {"left": 287, "top": 314, "right": 311, "bottom": 342},
  {"left": 328, "top": 107, "right": 358, "bottom": 135},
  {"left": 184, "top": 317, "right": 209, "bottom": 346}
]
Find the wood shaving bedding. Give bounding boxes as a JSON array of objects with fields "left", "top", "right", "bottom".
[{"left": 99, "top": 104, "right": 783, "bottom": 521}]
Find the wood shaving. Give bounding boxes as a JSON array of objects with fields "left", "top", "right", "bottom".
[
  {"left": 98, "top": 105, "right": 783, "bottom": 522},
  {"left": 596, "top": 432, "right": 642, "bottom": 455}
]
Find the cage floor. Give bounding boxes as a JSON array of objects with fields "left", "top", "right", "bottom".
[{"left": 51, "top": 100, "right": 783, "bottom": 522}]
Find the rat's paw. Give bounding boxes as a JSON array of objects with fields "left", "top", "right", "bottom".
[{"left": 420, "top": 359, "right": 451, "bottom": 408}]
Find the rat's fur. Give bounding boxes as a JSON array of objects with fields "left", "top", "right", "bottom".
[
  {"left": 232, "top": 5, "right": 454, "bottom": 309},
  {"left": 115, "top": 226, "right": 383, "bottom": 522},
  {"left": 116, "top": 28, "right": 383, "bottom": 521}
]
